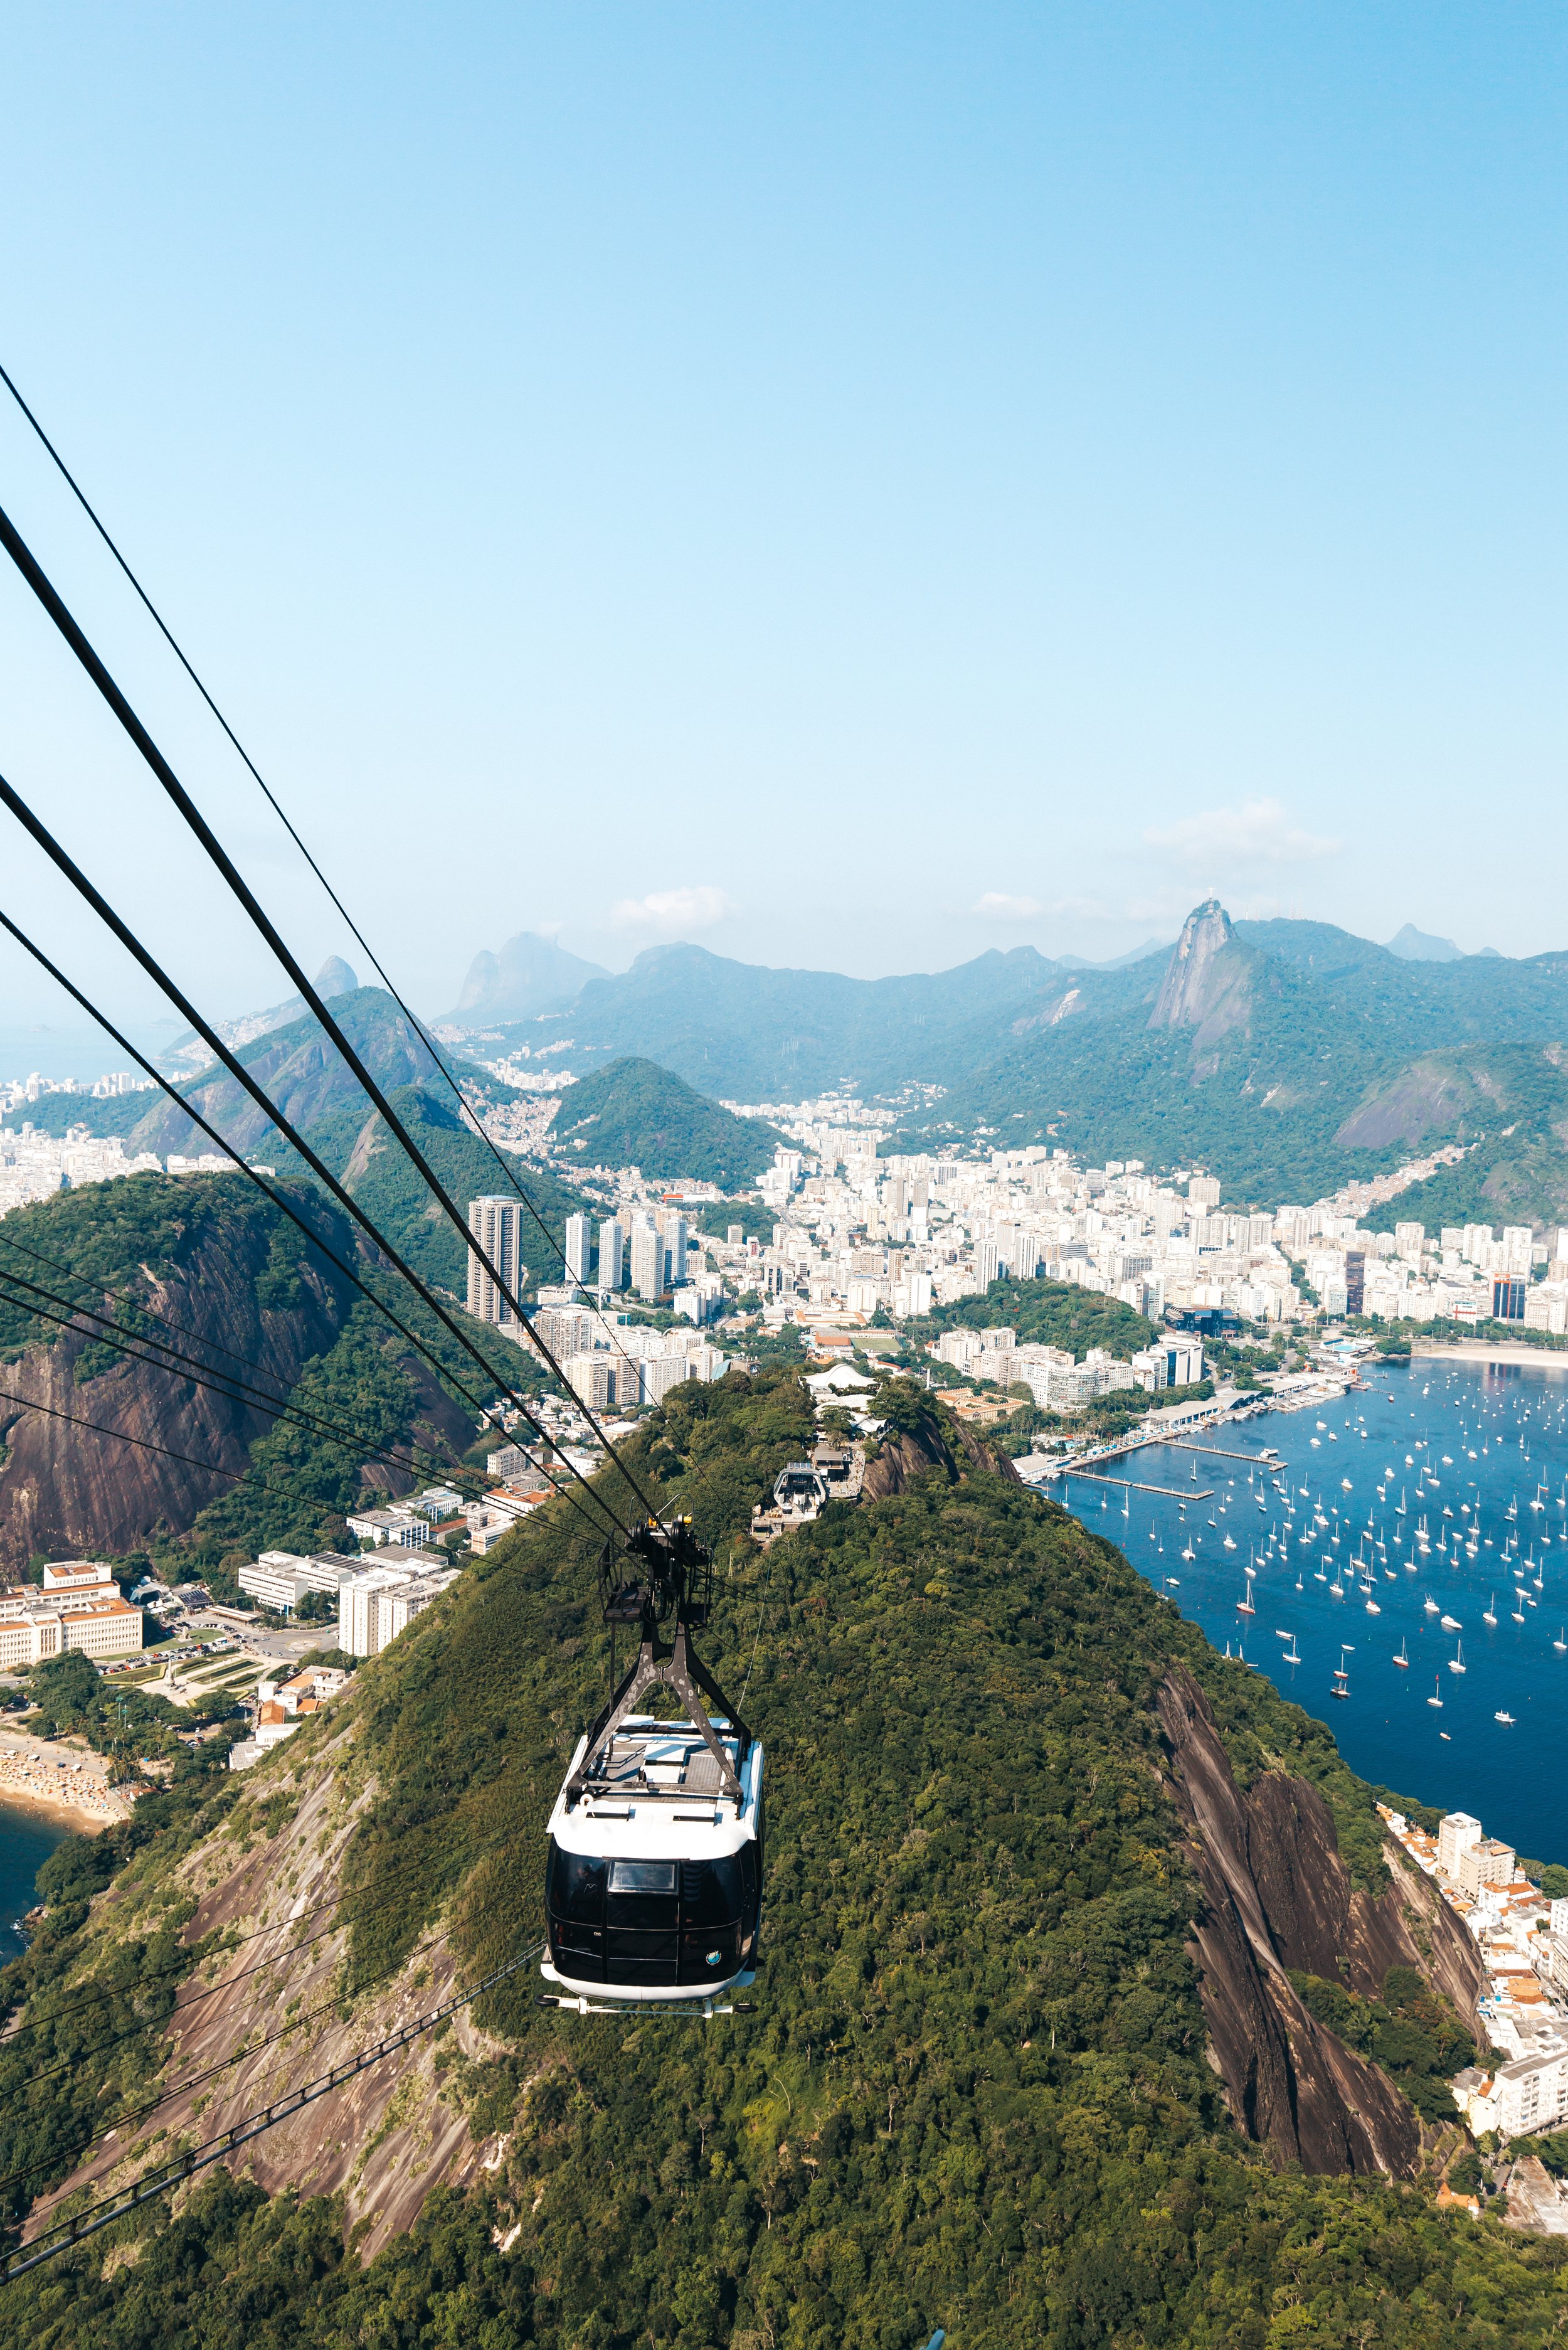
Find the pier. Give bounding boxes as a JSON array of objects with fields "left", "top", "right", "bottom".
[
  {"left": 1057, "top": 1469, "right": 1214, "bottom": 1499},
  {"left": 1167, "top": 1442, "right": 1281, "bottom": 1465}
]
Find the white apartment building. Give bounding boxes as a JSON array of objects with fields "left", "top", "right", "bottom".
[
  {"left": 1495, "top": 2038, "right": 1568, "bottom": 2137},
  {"left": 630, "top": 1221, "right": 664, "bottom": 1302},
  {"left": 564, "top": 1212, "right": 591, "bottom": 1284},
  {"left": 1438, "top": 1811, "right": 1484, "bottom": 1878},
  {"left": 346, "top": 1504, "right": 432, "bottom": 1549},
  {"left": 598, "top": 1217, "right": 625, "bottom": 1292},
  {"left": 338, "top": 1560, "right": 462, "bottom": 1657},
  {"left": 0, "top": 1561, "right": 143, "bottom": 1666},
  {"left": 466, "top": 1194, "right": 527, "bottom": 1326}
]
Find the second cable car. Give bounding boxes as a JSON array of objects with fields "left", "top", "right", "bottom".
[{"left": 540, "top": 1518, "right": 763, "bottom": 2010}]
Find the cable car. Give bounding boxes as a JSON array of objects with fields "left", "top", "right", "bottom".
[{"left": 539, "top": 1518, "right": 763, "bottom": 2013}]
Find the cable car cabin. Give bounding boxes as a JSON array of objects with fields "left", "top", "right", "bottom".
[{"left": 542, "top": 1715, "right": 763, "bottom": 2002}]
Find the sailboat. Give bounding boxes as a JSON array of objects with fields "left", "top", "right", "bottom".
[
  {"left": 1427, "top": 1676, "right": 1443, "bottom": 1708},
  {"left": 1554, "top": 1627, "right": 1566, "bottom": 1652},
  {"left": 1394, "top": 1637, "right": 1409, "bottom": 1669},
  {"left": 1236, "top": 1585, "right": 1256, "bottom": 1615},
  {"left": 1483, "top": 1593, "right": 1498, "bottom": 1626},
  {"left": 1448, "top": 1639, "right": 1467, "bottom": 1675},
  {"left": 1331, "top": 1646, "right": 1351, "bottom": 1699}
]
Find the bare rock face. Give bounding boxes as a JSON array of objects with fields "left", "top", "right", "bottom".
[
  {"left": 1148, "top": 899, "right": 1254, "bottom": 1051},
  {"left": 1156, "top": 1666, "right": 1483, "bottom": 2176},
  {"left": 0, "top": 1232, "right": 349, "bottom": 1568},
  {"left": 24, "top": 1728, "right": 511, "bottom": 2262},
  {"left": 859, "top": 1413, "right": 1020, "bottom": 1502}
]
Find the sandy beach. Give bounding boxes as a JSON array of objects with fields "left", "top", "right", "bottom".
[
  {"left": 0, "top": 1733, "right": 129, "bottom": 1832},
  {"left": 1411, "top": 1339, "right": 1568, "bottom": 1369}
]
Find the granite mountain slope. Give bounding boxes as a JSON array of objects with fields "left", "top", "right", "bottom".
[{"left": 5, "top": 1373, "right": 1565, "bottom": 2346}]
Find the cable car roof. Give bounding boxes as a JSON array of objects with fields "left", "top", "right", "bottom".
[{"left": 548, "top": 1717, "right": 761, "bottom": 1863}]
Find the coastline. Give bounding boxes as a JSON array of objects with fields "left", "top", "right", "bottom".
[
  {"left": 0, "top": 1785, "right": 112, "bottom": 1836},
  {"left": 0, "top": 1733, "right": 126, "bottom": 1833},
  {"left": 1411, "top": 1339, "right": 1568, "bottom": 1369}
]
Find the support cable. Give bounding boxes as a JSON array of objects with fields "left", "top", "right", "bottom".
[
  {"left": 0, "top": 355, "right": 650, "bottom": 1406},
  {"left": 0, "top": 1261, "right": 502, "bottom": 1504},
  {"left": 0, "top": 1828, "right": 512, "bottom": 2097},
  {"left": 0, "top": 1374, "right": 435, "bottom": 1524},
  {"left": 0, "top": 885, "right": 626, "bottom": 1546},
  {"left": 0, "top": 1836, "right": 499, "bottom": 2045},
  {"left": 0, "top": 496, "right": 663, "bottom": 1524},
  {"left": 0, "top": 1940, "right": 544, "bottom": 2284}
]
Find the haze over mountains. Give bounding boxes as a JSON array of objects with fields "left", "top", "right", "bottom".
[
  {"left": 423, "top": 907, "right": 1568, "bottom": 1220},
  {"left": 28, "top": 903, "right": 1568, "bottom": 1226}
]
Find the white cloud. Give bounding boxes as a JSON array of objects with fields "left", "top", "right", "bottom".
[
  {"left": 610, "top": 885, "right": 734, "bottom": 933},
  {"left": 1143, "top": 797, "right": 1341, "bottom": 871},
  {"left": 973, "top": 891, "right": 1043, "bottom": 920}
]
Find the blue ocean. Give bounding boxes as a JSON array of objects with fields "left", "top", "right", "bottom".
[
  {"left": 1056, "top": 1356, "right": 1568, "bottom": 1869},
  {"left": 0, "top": 1799, "right": 69, "bottom": 1951}
]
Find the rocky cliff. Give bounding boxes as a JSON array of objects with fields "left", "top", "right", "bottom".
[
  {"left": 1147, "top": 898, "right": 1257, "bottom": 1055},
  {"left": 24, "top": 1723, "right": 509, "bottom": 2260},
  {"left": 859, "top": 1410, "right": 1021, "bottom": 1501},
  {"left": 1156, "top": 1666, "right": 1485, "bottom": 2175},
  {"left": 0, "top": 1181, "right": 353, "bottom": 1568}
]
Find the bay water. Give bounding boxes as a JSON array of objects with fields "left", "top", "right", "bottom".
[{"left": 1056, "top": 1356, "right": 1568, "bottom": 1869}]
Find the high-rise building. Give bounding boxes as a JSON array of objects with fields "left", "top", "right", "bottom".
[
  {"left": 631, "top": 1224, "right": 665, "bottom": 1302},
  {"left": 1345, "top": 1250, "right": 1365, "bottom": 1314},
  {"left": 1394, "top": 1221, "right": 1426, "bottom": 1262},
  {"left": 659, "top": 1211, "right": 688, "bottom": 1288},
  {"left": 466, "top": 1197, "right": 526, "bottom": 1325},
  {"left": 1493, "top": 1277, "right": 1527, "bottom": 1322},
  {"left": 1437, "top": 1811, "right": 1482, "bottom": 1878},
  {"left": 1187, "top": 1175, "right": 1221, "bottom": 1208},
  {"left": 973, "top": 1235, "right": 1000, "bottom": 1290},
  {"left": 564, "top": 1213, "right": 591, "bottom": 1285},
  {"left": 598, "top": 1217, "right": 625, "bottom": 1292}
]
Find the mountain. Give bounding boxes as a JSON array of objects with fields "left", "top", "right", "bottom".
[
  {"left": 1, "top": 1371, "right": 1556, "bottom": 2344},
  {"left": 163, "top": 956, "right": 359, "bottom": 1071},
  {"left": 549, "top": 1055, "right": 785, "bottom": 1188},
  {"left": 1386, "top": 923, "right": 1463, "bottom": 963},
  {"left": 527, "top": 940, "right": 1088, "bottom": 1098},
  {"left": 911, "top": 903, "right": 1568, "bottom": 1208},
  {"left": 440, "top": 932, "right": 608, "bottom": 1027},
  {"left": 0, "top": 1174, "right": 351, "bottom": 1568}
]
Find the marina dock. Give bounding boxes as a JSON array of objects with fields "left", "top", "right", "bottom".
[{"left": 1058, "top": 1469, "right": 1214, "bottom": 1499}]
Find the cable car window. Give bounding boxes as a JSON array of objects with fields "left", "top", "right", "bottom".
[
  {"left": 682, "top": 1856, "right": 744, "bottom": 1924},
  {"left": 608, "top": 1860, "right": 677, "bottom": 1894},
  {"left": 546, "top": 1846, "right": 606, "bottom": 1922}
]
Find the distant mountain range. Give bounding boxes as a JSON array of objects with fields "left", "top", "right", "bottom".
[
  {"left": 41, "top": 910, "right": 1568, "bottom": 1228},
  {"left": 439, "top": 932, "right": 607, "bottom": 1027},
  {"left": 433, "top": 910, "right": 1568, "bottom": 1217}
]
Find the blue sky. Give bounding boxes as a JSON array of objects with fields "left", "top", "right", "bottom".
[{"left": 0, "top": 3, "right": 1563, "bottom": 1033}]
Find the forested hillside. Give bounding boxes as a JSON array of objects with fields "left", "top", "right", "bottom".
[
  {"left": 913, "top": 1270, "right": 1157, "bottom": 1359},
  {"left": 550, "top": 1056, "right": 783, "bottom": 1189},
  {"left": 4, "top": 1371, "right": 1565, "bottom": 2345}
]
